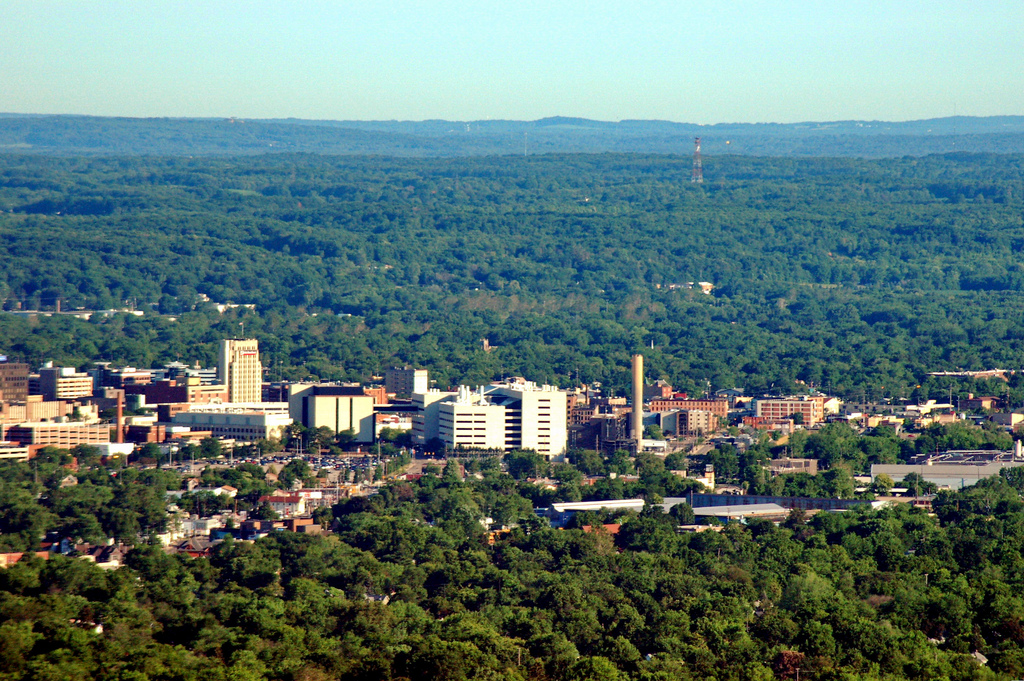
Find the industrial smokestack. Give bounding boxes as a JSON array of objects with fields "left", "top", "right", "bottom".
[
  {"left": 632, "top": 354, "right": 643, "bottom": 450},
  {"left": 116, "top": 391, "right": 124, "bottom": 444}
]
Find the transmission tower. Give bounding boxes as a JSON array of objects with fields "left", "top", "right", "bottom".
[{"left": 691, "top": 137, "right": 703, "bottom": 183}]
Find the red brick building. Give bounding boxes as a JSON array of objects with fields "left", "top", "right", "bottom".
[
  {"left": 126, "top": 379, "right": 228, "bottom": 406},
  {"left": 754, "top": 397, "right": 823, "bottom": 426},
  {"left": 126, "top": 424, "right": 168, "bottom": 444},
  {"left": 648, "top": 398, "right": 729, "bottom": 419}
]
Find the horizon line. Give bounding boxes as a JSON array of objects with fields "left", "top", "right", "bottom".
[{"left": 2, "top": 112, "right": 1022, "bottom": 127}]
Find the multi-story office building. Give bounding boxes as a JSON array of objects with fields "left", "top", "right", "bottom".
[
  {"left": 156, "top": 362, "right": 219, "bottom": 385},
  {"left": 3, "top": 422, "right": 111, "bottom": 451},
  {"left": 125, "top": 378, "right": 228, "bottom": 406},
  {"left": 569, "top": 404, "right": 597, "bottom": 426},
  {"left": 415, "top": 380, "right": 568, "bottom": 459},
  {"left": 568, "top": 413, "right": 634, "bottom": 454},
  {"left": 90, "top": 363, "right": 153, "bottom": 390},
  {"left": 648, "top": 397, "right": 729, "bottom": 419},
  {"left": 0, "top": 362, "right": 29, "bottom": 402},
  {"left": 362, "top": 385, "right": 389, "bottom": 405},
  {"left": 438, "top": 386, "right": 507, "bottom": 451},
  {"left": 0, "top": 396, "right": 76, "bottom": 424},
  {"left": 412, "top": 389, "right": 458, "bottom": 445},
  {"left": 172, "top": 409, "right": 292, "bottom": 441},
  {"left": 385, "top": 367, "right": 429, "bottom": 397},
  {"left": 660, "top": 409, "right": 719, "bottom": 436},
  {"left": 754, "top": 396, "right": 824, "bottom": 426},
  {"left": 37, "top": 365, "right": 94, "bottom": 401},
  {"left": 288, "top": 384, "right": 375, "bottom": 443},
  {"left": 0, "top": 442, "right": 30, "bottom": 462},
  {"left": 496, "top": 381, "right": 567, "bottom": 457},
  {"left": 218, "top": 339, "right": 262, "bottom": 403}
]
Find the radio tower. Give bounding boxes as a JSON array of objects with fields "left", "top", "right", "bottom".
[{"left": 691, "top": 137, "right": 703, "bottom": 183}]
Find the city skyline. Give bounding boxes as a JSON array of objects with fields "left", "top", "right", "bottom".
[{"left": 2, "top": 1, "right": 1022, "bottom": 125}]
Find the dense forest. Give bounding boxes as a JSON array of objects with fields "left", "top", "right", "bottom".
[
  {"left": 3, "top": 114, "right": 1024, "bottom": 157},
  {"left": 2, "top": 151, "right": 1024, "bottom": 398},
  {"left": 7, "top": 446, "right": 1024, "bottom": 680}
]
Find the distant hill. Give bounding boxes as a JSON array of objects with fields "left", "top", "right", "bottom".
[{"left": 2, "top": 113, "right": 1024, "bottom": 157}]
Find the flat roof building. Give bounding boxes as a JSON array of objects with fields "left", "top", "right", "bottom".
[
  {"left": 767, "top": 458, "right": 819, "bottom": 476},
  {"left": 3, "top": 422, "right": 111, "bottom": 452},
  {"left": 872, "top": 449, "right": 1024, "bottom": 489},
  {"left": 0, "top": 396, "right": 75, "bottom": 425},
  {"left": 417, "top": 380, "right": 569, "bottom": 459},
  {"left": 438, "top": 386, "right": 507, "bottom": 451},
  {"left": 125, "top": 378, "right": 228, "bottom": 406},
  {"left": 288, "top": 384, "right": 375, "bottom": 443},
  {"left": 500, "top": 380, "right": 567, "bottom": 458},
  {"left": 754, "top": 396, "right": 824, "bottom": 426},
  {"left": 412, "top": 389, "right": 459, "bottom": 446},
  {"left": 385, "top": 367, "right": 429, "bottom": 397},
  {"left": 172, "top": 410, "right": 292, "bottom": 441},
  {"left": 0, "top": 442, "right": 30, "bottom": 462},
  {"left": 537, "top": 499, "right": 646, "bottom": 527},
  {"left": 649, "top": 398, "right": 728, "bottom": 419},
  {"left": 659, "top": 409, "right": 719, "bottom": 436},
  {"left": 91, "top": 364, "right": 153, "bottom": 389},
  {"left": 0, "top": 362, "right": 29, "bottom": 402},
  {"left": 688, "top": 503, "right": 790, "bottom": 521},
  {"left": 37, "top": 366, "right": 94, "bottom": 401}
]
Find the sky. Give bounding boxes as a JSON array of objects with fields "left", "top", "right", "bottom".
[{"left": 2, "top": 1, "right": 1022, "bottom": 124}]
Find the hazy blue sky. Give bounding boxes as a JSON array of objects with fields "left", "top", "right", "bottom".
[{"left": 2, "top": 1, "right": 1021, "bottom": 123}]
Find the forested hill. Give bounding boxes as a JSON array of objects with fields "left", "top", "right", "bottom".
[
  {"left": 3, "top": 151, "right": 1024, "bottom": 401},
  {"left": 2, "top": 114, "right": 1024, "bottom": 157}
]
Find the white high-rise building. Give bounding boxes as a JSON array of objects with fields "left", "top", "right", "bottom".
[
  {"left": 497, "top": 381, "right": 567, "bottom": 457},
  {"left": 438, "top": 386, "right": 507, "bottom": 451},
  {"left": 218, "top": 339, "right": 262, "bottom": 403},
  {"left": 412, "top": 389, "right": 458, "bottom": 445},
  {"left": 413, "top": 380, "right": 568, "bottom": 459}
]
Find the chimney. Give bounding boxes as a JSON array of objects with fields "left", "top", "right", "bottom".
[
  {"left": 632, "top": 354, "right": 643, "bottom": 449},
  {"left": 116, "top": 391, "right": 124, "bottom": 444}
]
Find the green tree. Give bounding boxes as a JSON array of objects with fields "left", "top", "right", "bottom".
[
  {"left": 569, "top": 448, "right": 605, "bottom": 475},
  {"left": 139, "top": 442, "right": 161, "bottom": 464},
  {"left": 644, "top": 424, "right": 665, "bottom": 440},
  {"left": 199, "top": 437, "right": 222, "bottom": 459},
  {"left": 871, "top": 473, "right": 895, "bottom": 495},
  {"left": 668, "top": 501, "right": 695, "bottom": 524},
  {"left": 505, "top": 450, "right": 548, "bottom": 480}
]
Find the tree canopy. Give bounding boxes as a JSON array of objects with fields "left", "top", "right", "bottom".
[{"left": 2, "top": 152, "right": 1024, "bottom": 399}]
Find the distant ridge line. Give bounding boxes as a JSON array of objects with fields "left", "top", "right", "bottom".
[{"left": 2, "top": 113, "right": 1024, "bottom": 158}]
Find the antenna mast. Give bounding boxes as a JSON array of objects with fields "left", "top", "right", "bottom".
[{"left": 691, "top": 137, "right": 703, "bottom": 184}]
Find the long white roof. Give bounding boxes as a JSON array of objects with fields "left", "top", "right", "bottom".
[
  {"left": 689, "top": 503, "right": 789, "bottom": 518},
  {"left": 550, "top": 499, "right": 645, "bottom": 513}
]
